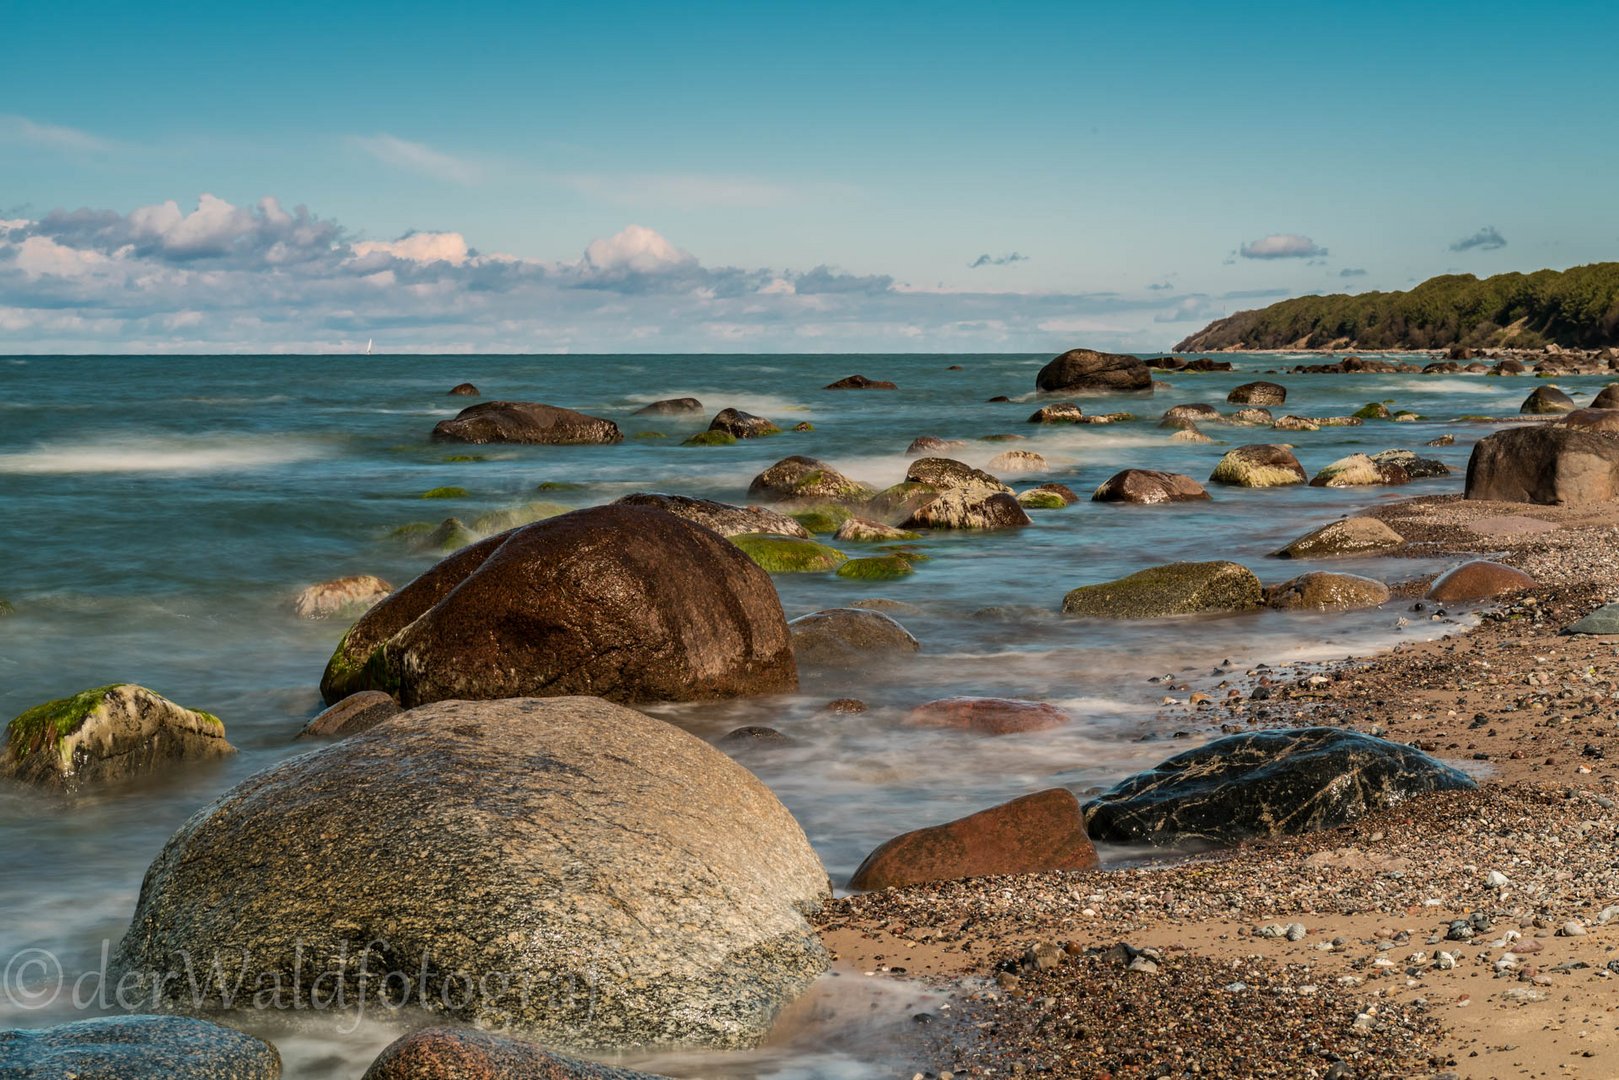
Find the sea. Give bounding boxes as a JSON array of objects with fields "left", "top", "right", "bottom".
[{"left": 0, "top": 352, "right": 1593, "bottom": 1076}]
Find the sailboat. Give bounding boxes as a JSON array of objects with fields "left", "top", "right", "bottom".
[{"left": 364, "top": 338, "right": 374, "bottom": 355}]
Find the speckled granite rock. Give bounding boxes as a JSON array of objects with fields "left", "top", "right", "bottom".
[
  {"left": 3, "top": 684, "right": 233, "bottom": 789},
  {"left": 903, "top": 457, "right": 1012, "bottom": 494},
  {"left": 1091, "top": 469, "right": 1210, "bottom": 504},
  {"left": 1208, "top": 444, "right": 1307, "bottom": 487},
  {"left": 613, "top": 493, "right": 810, "bottom": 538},
  {"left": 1061, "top": 561, "right": 1262, "bottom": 619},
  {"left": 113, "top": 697, "right": 831, "bottom": 1050},
  {"left": 1226, "top": 381, "right": 1286, "bottom": 406},
  {"left": 0, "top": 1015, "right": 280, "bottom": 1079},
  {"left": 1083, "top": 727, "right": 1476, "bottom": 847},
  {"left": 1265, "top": 571, "right": 1391, "bottom": 610},
  {"left": 746, "top": 456, "right": 870, "bottom": 502},
  {"left": 296, "top": 690, "right": 400, "bottom": 739},
  {"left": 1465, "top": 425, "right": 1619, "bottom": 505},
  {"left": 1273, "top": 516, "right": 1404, "bottom": 558},
  {"left": 292, "top": 574, "right": 393, "bottom": 619},
  {"left": 362, "top": 1028, "right": 662, "bottom": 1079},
  {"left": 789, "top": 608, "right": 920, "bottom": 667}
]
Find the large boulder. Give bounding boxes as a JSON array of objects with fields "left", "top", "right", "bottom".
[
  {"left": 0, "top": 1015, "right": 280, "bottom": 1080},
  {"left": 1426, "top": 560, "right": 1537, "bottom": 603},
  {"left": 1520, "top": 385, "right": 1576, "bottom": 414},
  {"left": 1265, "top": 572, "right": 1391, "bottom": 610},
  {"left": 3, "top": 684, "right": 232, "bottom": 790},
  {"left": 1035, "top": 348, "right": 1152, "bottom": 394},
  {"left": 292, "top": 574, "right": 392, "bottom": 619},
  {"left": 708, "top": 408, "right": 780, "bottom": 439},
  {"left": 1308, "top": 453, "right": 1409, "bottom": 487},
  {"left": 1274, "top": 516, "right": 1404, "bottom": 558},
  {"left": 614, "top": 493, "right": 809, "bottom": 538},
  {"left": 1082, "top": 727, "right": 1476, "bottom": 847},
  {"left": 746, "top": 456, "right": 869, "bottom": 502},
  {"left": 849, "top": 789, "right": 1097, "bottom": 891},
  {"left": 1464, "top": 425, "right": 1619, "bottom": 505},
  {"left": 904, "top": 697, "right": 1069, "bottom": 735},
  {"left": 904, "top": 457, "right": 1012, "bottom": 493},
  {"left": 1227, "top": 381, "right": 1286, "bottom": 406},
  {"left": 1061, "top": 561, "right": 1263, "bottom": 619},
  {"left": 319, "top": 506, "right": 797, "bottom": 707},
  {"left": 432, "top": 402, "right": 623, "bottom": 445},
  {"left": 1208, "top": 444, "right": 1307, "bottom": 487},
  {"left": 1591, "top": 385, "right": 1619, "bottom": 410},
  {"left": 297, "top": 690, "right": 401, "bottom": 739},
  {"left": 112, "top": 698, "right": 831, "bottom": 1050},
  {"left": 824, "top": 374, "right": 896, "bottom": 390},
  {"left": 1371, "top": 449, "right": 1451, "bottom": 479},
  {"left": 1092, "top": 469, "right": 1211, "bottom": 504},
  {"left": 363, "top": 1028, "right": 661, "bottom": 1080},
  {"left": 789, "top": 608, "right": 919, "bottom": 667},
  {"left": 1559, "top": 407, "right": 1619, "bottom": 434}
]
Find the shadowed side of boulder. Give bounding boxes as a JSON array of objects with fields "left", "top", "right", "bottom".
[{"left": 1465, "top": 425, "right": 1619, "bottom": 505}]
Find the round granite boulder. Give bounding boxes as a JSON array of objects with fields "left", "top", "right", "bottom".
[
  {"left": 747, "top": 456, "right": 869, "bottom": 502},
  {"left": 362, "top": 1028, "right": 661, "bottom": 1080},
  {"left": 1083, "top": 727, "right": 1476, "bottom": 847},
  {"left": 613, "top": 493, "right": 810, "bottom": 538},
  {"left": 1209, "top": 444, "right": 1307, "bottom": 487},
  {"left": 708, "top": 408, "right": 781, "bottom": 439},
  {"left": 1035, "top": 348, "right": 1153, "bottom": 394},
  {"left": 1227, "top": 381, "right": 1286, "bottom": 406},
  {"left": 292, "top": 574, "right": 393, "bottom": 619},
  {"left": 1425, "top": 560, "right": 1537, "bottom": 603},
  {"left": 1265, "top": 572, "right": 1391, "bottom": 610},
  {"left": 789, "top": 608, "right": 919, "bottom": 667},
  {"left": 1062, "top": 561, "right": 1263, "bottom": 619},
  {"left": 431, "top": 402, "right": 623, "bottom": 445},
  {"left": 0, "top": 1015, "right": 280, "bottom": 1080},
  {"left": 112, "top": 698, "right": 831, "bottom": 1050},
  {"left": 1158, "top": 403, "right": 1221, "bottom": 430},
  {"left": 319, "top": 505, "right": 797, "bottom": 707},
  {"left": 1273, "top": 516, "right": 1404, "bottom": 558},
  {"left": 1520, "top": 385, "right": 1576, "bottom": 415},
  {"left": 1092, "top": 469, "right": 1211, "bottom": 504},
  {"left": 904, "top": 457, "right": 1012, "bottom": 493}
]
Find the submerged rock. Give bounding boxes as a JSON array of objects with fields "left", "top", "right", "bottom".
[
  {"left": 447, "top": 382, "right": 480, "bottom": 396},
  {"left": 1274, "top": 516, "right": 1404, "bottom": 558},
  {"left": 1092, "top": 469, "right": 1211, "bottom": 504},
  {"left": 1425, "top": 560, "right": 1537, "bottom": 603},
  {"left": 633, "top": 397, "right": 703, "bottom": 415},
  {"left": 363, "top": 1028, "right": 661, "bottom": 1080},
  {"left": 836, "top": 555, "right": 915, "bottom": 581},
  {"left": 747, "top": 456, "right": 869, "bottom": 502},
  {"left": 708, "top": 407, "right": 781, "bottom": 439},
  {"left": 731, "top": 533, "right": 847, "bottom": 573},
  {"left": 1520, "top": 385, "right": 1576, "bottom": 414},
  {"left": 789, "top": 608, "right": 920, "bottom": 667},
  {"left": 850, "top": 789, "right": 1098, "bottom": 891},
  {"left": 431, "top": 401, "right": 622, "bottom": 445},
  {"left": 292, "top": 574, "right": 393, "bottom": 619},
  {"left": 904, "top": 457, "right": 1012, "bottom": 493},
  {"left": 3, "top": 684, "right": 232, "bottom": 790},
  {"left": 320, "top": 506, "right": 797, "bottom": 707},
  {"left": 614, "top": 493, "right": 809, "bottom": 538},
  {"left": 833, "top": 517, "right": 918, "bottom": 542},
  {"left": 987, "top": 449, "right": 1045, "bottom": 473},
  {"left": 1309, "top": 453, "right": 1409, "bottom": 487},
  {"left": 1265, "top": 572, "right": 1391, "bottom": 610},
  {"left": 1027, "top": 402, "right": 1085, "bottom": 424},
  {"left": 0, "top": 1015, "right": 281, "bottom": 1080},
  {"left": 1465, "top": 425, "right": 1619, "bottom": 505},
  {"left": 824, "top": 374, "right": 897, "bottom": 390},
  {"left": 681, "top": 430, "right": 737, "bottom": 447},
  {"left": 1061, "top": 561, "right": 1263, "bottom": 619},
  {"left": 1158, "top": 403, "right": 1221, "bottom": 430},
  {"left": 904, "top": 697, "right": 1069, "bottom": 736},
  {"left": 1084, "top": 728, "right": 1476, "bottom": 846},
  {"left": 1035, "top": 348, "right": 1153, "bottom": 394},
  {"left": 113, "top": 698, "right": 831, "bottom": 1050},
  {"left": 1227, "top": 381, "right": 1286, "bottom": 406},
  {"left": 904, "top": 435, "right": 967, "bottom": 456},
  {"left": 1208, "top": 444, "right": 1307, "bottom": 487},
  {"left": 297, "top": 690, "right": 401, "bottom": 739}
]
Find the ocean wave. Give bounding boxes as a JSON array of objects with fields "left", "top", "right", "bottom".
[{"left": 0, "top": 436, "right": 326, "bottom": 475}]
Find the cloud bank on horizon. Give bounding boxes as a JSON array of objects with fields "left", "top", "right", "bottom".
[{"left": 0, "top": 193, "right": 1291, "bottom": 353}]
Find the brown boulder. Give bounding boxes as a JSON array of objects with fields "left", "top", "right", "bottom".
[
  {"left": 633, "top": 397, "right": 703, "bottom": 415},
  {"left": 319, "top": 505, "right": 796, "bottom": 707},
  {"left": 1159, "top": 403, "right": 1221, "bottom": 429},
  {"left": 708, "top": 408, "right": 780, "bottom": 438},
  {"left": 297, "top": 691, "right": 401, "bottom": 739},
  {"left": 1265, "top": 572, "right": 1391, "bottom": 610},
  {"left": 1426, "top": 560, "right": 1537, "bottom": 603},
  {"left": 849, "top": 789, "right": 1098, "bottom": 890},
  {"left": 447, "top": 382, "right": 480, "bottom": 396},
  {"left": 1465, "top": 425, "right": 1619, "bottom": 505},
  {"left": 904, "top": 435, "right": 968, "bottom": 455},
  {"left": 1520, "top": 385, "right": 1576, "bottom": 414},
  {"left": 613, "top": 493, "right": 809, "bottom": 538},
  {"left": 432, "top": 401, "right": 622, "bottom": 445},
  {"left": 1035, "top": 348, "right": 1152, "bottom": 394},
  {"left": 746, "top": 456, "right": 869, "bottom": 501},
  {"left": 789, "top": 608, "right": 920, "bottom": 667},
  {"left": 1027, "top": 403, "right": 1085, "bottom": 424},
  {"left": 1227, "top": 381, "right": 1286, "bottom": 406},
  {"left": 1092, "top": 469, "right": 1211, "bottom": 504},
  {"left": 1591, "top": 385, "right": 1619, "bottom": 410},
  {"left": 1560, "top": 407, "right": 1619, "bottom": 434},
  {"left": 824, "top": 374, "right": 897, "bottom": 390},
  {"left": 904, "top": 697, "right": 1070, "bottom": 735},
  {"left": 363, "top": 1028, "right": 661, "bottom": 1080}
]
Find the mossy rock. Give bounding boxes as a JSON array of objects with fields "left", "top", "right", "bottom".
[
  {"left": 836, "top": 556, "right": 915, "bottom": 581},
  {"left": 441, "top": 454, "right": 489, "bottom": 463},
  {"left": 472, "top": 502, "right": 569, "bottom": 533},
  {"left": 1352, "top": 402, "right": 1392, "bottom": 420},
  {"left": 1062, "top": 561, "right": 1263, "bottom": 619},
  {"left": 1018, "top": 491, "right": 1070, "bottom": 510},
  {"left": 789, "top": 504, "right": 855, "bottom": 535},
  {"left": 636, "top": 431, "right": 668, "bottom": 440},
  {"left": 535, "top": 481, "right": 584, "bottom": 492},
  {"left": 1392, "top": 411, "right": 1424, "bottom": 421},
  {"left": 730, "top": 533, "right": 847, "bottom": 573},
  {"left": 5, "top": 684, "right": 232, "bottom": 789},
  {"left": 793, "top": 422, "right": 815, "bottom": 432},
  {"left": 0, "top": 599, "right": 13, "bottom": 616},
  {"left": 420, "top": 486, "right": 469, "bottom": 499},
  {"left": 389, "top": 521, "right": 436, "bottom": 540},
  {"left": 877, "top": 546, "right": 931, "bottom": 564},
  {"left": 683, "top": 430, "right": 738, "bottom": 447},
  {"left": 865, "top": 482, "right": 940, "bottom": 521},
  {"left": 980, "top": 433, "right": 1023, "bottom": 442}
]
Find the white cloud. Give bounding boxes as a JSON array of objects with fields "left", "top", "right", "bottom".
[
  {"left": 13, "top": 236, "right": 116, "bottom": 277},
  {"left": 352, "top": 231, "right": 471, "bottom": 266},
  {"left": 0, "top": 114, "right": 113, "bottom": 152},
  {"left": 580, "top": 225, "right": 695, "bottom": 275},
  {"left": 353, "top": 134, "right": 481, "bottom": 185},
  {"left": 1239, "top": 233, "right": 1328, "bottom": 260}
]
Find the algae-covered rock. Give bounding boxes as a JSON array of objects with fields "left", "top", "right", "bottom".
[
  {"left": 836, "top": 556, "right": 915, "bottom": 581},
  {"left": 1352, "top": 402, "right": 1392, "bottom": 420},
  {"left": 1208, "top": 444, "right": 1307, "bottom": 487},
  {"left": 419, "top": 486, "right": 468, "bottom": 499},
  {"left": 748, "top": 456, "right": 870, "bottom": 502},
  {"left": 1227, "top": 381, "right": 1286, "bottom": 406},
  {"left": 4, "top": 684, "right": 233, "bottom": 789},
  {"left": 708, "top": 408, "right": 781, "bottom": 438},
  {"left": 1521, "top": 385, "right": 1576, "bottom": 415},
  {"left": 789, "top": 608, "right": 920, "bottom": 667},
  {"left": 682, "top": 429, "right": 738, "bottom": 447},
  {"left": 731, "top": 533, "right": 847, "bottom": 573},
  {"left": 1274, "top": 516, "right": 1404, "bottom": 558},
  {"left": 1062, "top": 561, "right": 1263, "bottom": 619},
  {"left": 788, "top": 504, "right": 855, "bottom": 535},
  {"left": 1265, "top": 571, "right": 1391, "bottom": 610},
  {"left": 1309, "top": 453, "right": 1409, "bottom": 487},
  {"left": 1017, "top": 490, "right": 1069, "bottom": 510}
]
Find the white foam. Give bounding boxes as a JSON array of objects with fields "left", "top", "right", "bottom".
[{"left": 0, "top": 437, "right": 325, "bottom": 475}]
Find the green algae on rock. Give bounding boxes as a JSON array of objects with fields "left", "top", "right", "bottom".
[
  {"left": 836, "top": 555, "right": 915, "bottom": 581},
  {"left": 4, "top": 684, "right": 233, "bottom": 789},
  {"left": 1062, "top": 561, "right": 1263, "bottom": 619},
  {"left": 419, "top": 485, "right": 469, "bottom": 499},
  {"left": 788, "top": 504, "right": 855, "bottom": 535},
  {"left": 730, "top": 533, "right": 847, "bottom": 573},
  {"left": 471, "top": 501, "right": 569, "bottom": 533},
  {"left": 682, "top": 429, "right": 738, "bottom": 446}
]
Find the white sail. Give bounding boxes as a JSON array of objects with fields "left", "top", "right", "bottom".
[{"left": 365, "top": 338, "right": 373, "bottom": 355}]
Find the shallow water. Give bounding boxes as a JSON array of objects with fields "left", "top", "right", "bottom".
[{"left": 0, "top": 352, "right": 1594, "bottom": 1075}]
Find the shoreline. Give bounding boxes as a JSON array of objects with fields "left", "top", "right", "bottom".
[{"left": 817, "top": 491, "right": 1619, "bottom": 1079}]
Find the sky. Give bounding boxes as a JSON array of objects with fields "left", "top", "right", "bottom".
[{"left": 3, "top": 0, "right": 1616, "bottom": 354}]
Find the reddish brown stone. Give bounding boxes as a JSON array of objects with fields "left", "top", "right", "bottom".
[
  {"left": 362, "top": 1028, "right": 662, "bottom": 1079},
  {"left": 298, "top": 691, "right": 400, "bottom": 739},
  {"left": 904, "top": 697, "right": 1070, "bottom": 736},
  {"left": 1426, "top": 560, "right": 1538, "bottom": 603},
  {"left": 849, "top": 788, "right": 1098, "bottom": 890},
  {"left": 1092, "top": 469, "right": 1211, "bottom": 504}
]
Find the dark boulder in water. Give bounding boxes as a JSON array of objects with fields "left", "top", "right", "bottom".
[
  {"left": 319, "top": 505, "right": 796, "bottom": 707},
  {"left": 447, "top": 382, "right": 480, "bottom": 396},
  {"left": 1061, "top": 561, "right": 1261, "bottom": 619},
  {"left": 634, "top": 396, "right": 704, "bottom": 415},
  {"left": 363, "top": 1028, "right": 663, "bottom": 1080},
  {"left": 747, "top": 456, "right": 870, "bottom": 502},
  {"left": 824, "top": 374, "right": 897, "bottom": 390},
  {"left": 0, "top": 1015, "right": 281, "bottom": 1080},
  {"left": 432, "top": 401, "right": 622, "bottom": 445},
  {"left": 1227, "top": 381, "right": 1286, "bottom": 406},
  {"left": 789, "top": 607, "right": 919, "bottom": 667},
  {"left": 1092, "top": 469, "right": 1211, "bottom": 504},
  {"left": 708, "top": 407, "right": 781, "bottom": 438},
  {"left": 1035, "top": 348, "right": 1153, "bottom": 394},
  {"left": 1027, "top": 402, "right": 1085, "bottom": 424},
  {"left": 1519, "top": 385, "right": 1576, "bottom": 415},
  {"left": 1082, "top": 727, "right": 1476, "bottom": 847}
]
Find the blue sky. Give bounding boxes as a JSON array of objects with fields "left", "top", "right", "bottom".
[{"left": 3, "top": 0, "right": 1616, "bottom": 352}]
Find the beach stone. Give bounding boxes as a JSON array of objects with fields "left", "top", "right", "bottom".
[
  {"left": 1520, "top": 385, "right": 1576, "bottom": 414},
  {"left": 115, "top": 699, "right": 828, "bottom": 1050},
  {"left": 988, "top": 449, "right": 1045, "bottom": 473},
  {"left": 833, "top": 517, "right": 918, "bottom": 542},
  {"left": 1061, "top": 561, "right": 1263, "bottom": 619},
  {"left": 1159, "top": 403, "right": 1221, "bottom": 430},
  {"left": 614, "top": 493, "right": 810, "bottom": 538},
  {"left": 1035, "top": 348, "right": 1153, "bottom": 394},
  {"left": 708, "top": 408, "right": 781, "bottom": 439},
  {"left": 1227, "top": 381, "right": 1286, "bottom": 406},
  {"left": 1466, "top": 425, "right": 1619, "bottom": 505},
  {"left": 904, "top": 435, "right": 967, "bottom": 456},
  {"left": 1559, "top": 407, "right": 1619, "bottom": 434},
  {"left": 1274, "top": 516, "right": 1404, "bottom": 558},
  {"left": 363, "top": 1028, "right": 660, "bottom": 1079},
  {"left": 1352, "top": 402, "right": 1391, "bottom": 420},
  {"left": 904, "top": 697, "right": 1069, "bottom": 736},
  {"left": 1082, "top": 727, "right": 1477, "bottom": 847},
  {"left": 297, "top": 690, "right": 401, "bottom": 739},
  {"left": 0, "top": 1015, "right": 280, "bottom": 1080},
  {"left": 1019, "top": 482, "right": 1079, "bottom": 506},
  {"left": 902, "top": 487, "right": 1031, "bottom": 530},
  {"left": 292, "top": 574, "right": 393, "bottom": 619},
  {"left": 1309, "top": 453, "right": 1410, "bottom": 487},
  {"left": 3, "top": 684, "right": 232, "bottom": 789},
  {"left": 633, "top": 397, "right": 703, "bottom": 415},
  {"left": 747, "top": 456, "right": 869, "bottom": 502},
  {"left": 822, "top": 697, "right": 868, "bottom": 714},
  {"left": 1371, "top": 449, "right": 1452, "bottom": 479},
  {"left": 1564, "top": 603, "right": 1619, "bottom": 635},
  {"left": 319, "top": 506, "right": 796, "bottom": 707},
  {"left": 1591, "top": 385, "right": 1619, "bottom": 410},
  {"left": 431, "top": 401, "right": 622, "bottom": 445},
  {"left": 1272, "top": 415, "right": 1320, "bottom": 432},
  {"left": 1170, "top": 426, "right": 1215, "bottom": 443},
  {"left": 1230, "top": 407, "right": 1274, "bottom": 425},
  {"left": 789, "top": 608, "right": 920, "bottom": 667},
  {"left": 1092, "top": 469, "right": 1211, "bottom": 504},
  {"left": 718, "top": 725, "right": 795, "bottom": 748},
  {"left": 1208, "top": 444, "right": 1307, "bottom": 487},
  {"left": 824, "top": 374, "right": 896, "bottom": 390},
  {"left": 850, "top": 789, "right": 1098, "bottom": 890},
  {"left": 1265, "top": 572, "right": 1391, "bottom": 610},
  {"left": 447, "top": 382, "right": 480, "bottom": 396},
  {"left": 905, "top": 457, "right": 1012, "bottom": 494},
  {"left": 1027, "top": 403, "right": 1084, "bottom": 424},
  {"left": 1425, "top": 560, "right": 1538, "bottom": 603}
]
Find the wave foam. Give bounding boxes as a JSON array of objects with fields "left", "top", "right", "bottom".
[{"left": 0, "top": 437, "right": 325, "bottom": 475}]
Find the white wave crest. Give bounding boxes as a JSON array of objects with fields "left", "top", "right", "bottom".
[{"left": 0, "top": 437, "right": 325, "bottom": 474}]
